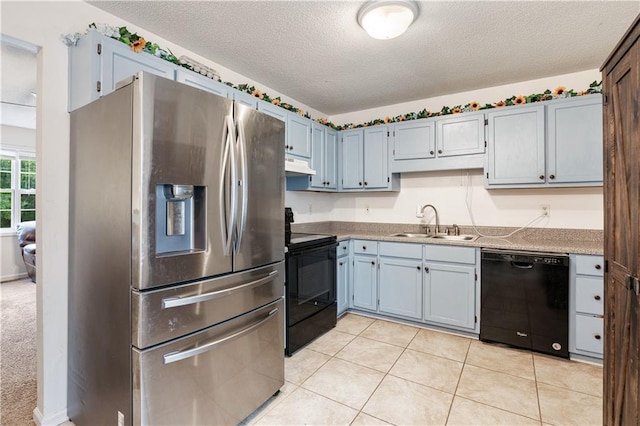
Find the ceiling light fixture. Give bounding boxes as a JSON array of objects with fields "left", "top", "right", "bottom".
[{"left": 357, "top": 0, "right": 419, "bottom": 40}]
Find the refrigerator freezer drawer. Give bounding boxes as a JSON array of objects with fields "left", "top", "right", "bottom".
[
  {"left": 133, "top": 299, "right": 284, "bottom": 425},
  {"left": 132, "top": 261, "right": 284, "bottom": 348}
]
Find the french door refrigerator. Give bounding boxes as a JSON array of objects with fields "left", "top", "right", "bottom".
[{"left": 68, "top": 72, "right": 285, "bottom": 425}]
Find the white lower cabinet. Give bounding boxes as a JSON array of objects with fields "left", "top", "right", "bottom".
[
  {"left": 352, "top": 254, "right": 378, "bottom": 312},
  {"left": 337, "top": 241, "right": 350, "bottom": 316},
  {"left": 378, "top": 257, "right": 423, "bottom": 320},
  {"left": 570, "top": 254, "right": 604, "bottom": 359},
  {"left": 423, "top": 261, "right": 476, "bottom": 329}
]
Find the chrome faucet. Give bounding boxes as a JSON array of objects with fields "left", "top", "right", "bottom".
[{"left": 417, "top": 204, "right": 440, "bottom": 234}]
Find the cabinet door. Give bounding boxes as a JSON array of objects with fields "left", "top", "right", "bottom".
[
  {"left": 287, "top": 114, "right": 312, "bottom": 159},
  {"left": 487, "top": 105, "right": 545, "bottom": 185},
  {"left": 324, "top": 129, "right": 338, "bottom": 190},
  {"left": 379, "top": 257, "right": 422, "bottom": 319},
  {"left": 393, "top": 120, "right": 436, "bottom": 160},
  {"left": 352, "top": 255, "right": 377, "bottom": 312},
  {"left": 436, "top": 112, "right": 486, "bottom": 157},
  {"left": 102, "top": 39, "right": 176, "bottom": 97},
  {"left": 363, "top": 126, "right": 389, "bottom": 189},
  {"left": 341, "top": 130, "right": 364, "bottom": 189},
  {"left": 231, "top": 90, "right": 258, "bottom": 109},
  {"left": 547, "top": 96, "right": 603, "bottom": 185},
  {"left": 310, "top": 123, "right": 326, "bottom": 189},
  {"left": 175, "top": 69, "right": 228, "bottom": 98},
  {"left": 424, "top": 262, "right": 476, "bottom": 329},
  {"left": 337, "top": 255, "right": 350, "bottom": 316}
]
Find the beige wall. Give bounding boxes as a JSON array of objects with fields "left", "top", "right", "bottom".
[{"left": 286, "top": 69, "right": 604, "bottom": 229}]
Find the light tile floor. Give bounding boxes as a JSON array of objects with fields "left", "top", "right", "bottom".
[{"left": 243, "top": 313, "right": 603, "bottom": 426}]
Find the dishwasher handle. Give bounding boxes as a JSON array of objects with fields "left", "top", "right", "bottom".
[{"left": 511, "top": 261, "right": 534, "bottom": 269}]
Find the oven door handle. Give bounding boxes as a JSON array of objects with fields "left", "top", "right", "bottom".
[
  {"left": 288, "top": 241, "right": 339, "bottom": 256},
  {"left": 161, "top": 270, "right": 279, "bottom": 309},
  {"left": 162, "top": 308, "right": 279, "bottom": 364}
]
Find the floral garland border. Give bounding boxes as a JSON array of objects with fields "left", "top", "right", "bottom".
[{"left": 62, "top": 23, "right": 602, "bottom": 131}]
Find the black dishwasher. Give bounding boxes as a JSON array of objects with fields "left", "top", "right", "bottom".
[{"left": 480, "top": 249, "right": 569, "bottom": 358}]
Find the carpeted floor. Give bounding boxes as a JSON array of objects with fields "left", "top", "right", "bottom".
[{"left": 1, "top": 278, "right": 36, "bottom": 426}]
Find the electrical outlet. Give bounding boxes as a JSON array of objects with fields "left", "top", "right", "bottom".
[
  {"left": 541, "top": 204, "right": 550, "bottom": 217},
  {"left": 365, "top": 205, "right": 371, "bottom": 215}
]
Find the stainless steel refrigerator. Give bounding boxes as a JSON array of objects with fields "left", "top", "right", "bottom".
[{"left": 68, "top": 72, "right": 285, "bottom": 425}]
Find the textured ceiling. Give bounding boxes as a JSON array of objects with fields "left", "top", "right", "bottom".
[{"left": 88, "top": 1, "right": 637, "bottom": 115}]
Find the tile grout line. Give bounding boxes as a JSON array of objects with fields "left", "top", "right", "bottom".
[
  {"left": 532, "top": 354, "right": 544, "bottom": 425},
  {"left": 443, "top": 337, "right": 472, "bottom": 425}
]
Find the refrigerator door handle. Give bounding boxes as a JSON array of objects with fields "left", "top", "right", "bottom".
[
  {"left": 219, "top": 114, "right": 237, "bottom": 256},
  {"left": 234, "top": 118, "right": 249, "bottom": 253},
  {"left": 161, "top": 270, "right": 279, "bottom": 309},
  {"left": 162, "top": 307, "right": 279, "bottom": 364}
]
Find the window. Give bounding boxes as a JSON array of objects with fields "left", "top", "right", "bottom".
[{"left": 0, "top": 150, "right": 36, "bottom": 230}]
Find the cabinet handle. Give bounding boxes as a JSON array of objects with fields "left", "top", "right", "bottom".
[
  {"left": 364, "top": 181, "right": 368, "bottom": 186},
  {"left": 437, "top": 149, "right": 442, "bottom": 154},
  {"left": 594, "top": 334, "right": 601, "bottom": 340},
  {"left": 285, "top": 145, "right": 289, "bottom": 149},
  {"left": 339, "top": 262, "right": 343, "bottom": 266},
  {"left": 594, "top": 295, "right": 601, "bottom": 301},
  {"left": 424, "top": 267, "right": 429, "bottom": 273},
  {"left": 429, "top": 150, "right": 434, "bottom": 155},
  {"left": 539, "top": 175, "right": 545, "bottom": 180},
  {"left": 342, "top": 246, "right": 347, "bottom": 250},
  {"left": 416, "top": 266, "right": 421, "bottom": 270},
  {"left": 289, "top": 146, "right": 294, "bottom": 150},
  {"left": 359, "top": 182, "right": 363, "bottom": 186},
  {"left": 595, "top": 264, "right": 602, "bottom": 270},
  {"left": 549, "top": 174, "right": 556, "bottom": 180},
  {"left": 371, "top": 261, "right": 375, "bottom": 265}
]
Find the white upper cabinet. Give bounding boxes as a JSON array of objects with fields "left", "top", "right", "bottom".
[
  {"left": 486, "top": 104, "right": 546, "bottom": 186},
  {"left": 546, "top": 95, "right": 603, "bottom": 185},
  {"left": 391, "top": 113, "right": 485, "bottom": 173},
  {"left": 175, "top": 69, "right": 229, "bottom": 98},
  {"left": 485, "top": 96, "right": 603, "bottom": 188},
  {"left": 68, "top": 30, "right": 177, "bottom": 111}
]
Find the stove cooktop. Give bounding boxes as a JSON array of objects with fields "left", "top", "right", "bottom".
[{"left": 285, "top": 232, "right": 336, "bottom": 250}]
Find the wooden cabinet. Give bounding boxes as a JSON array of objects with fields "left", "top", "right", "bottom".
[
  {"left": 68, "top": 30, "right": 177, "bottom": 111},
  {"left": 378, "top": 242, "right": 423, "bottom": 320},
  {"left": 337, "top": 240, "right": 351, "bottom": 316},
  {"left": 176, "top": 69, "right": 229, "bottom": 98},
  {"left": 286, "top": 113, "right": 312, "bottom": 159},
  {"left": 486, "top": 96, "right": 603, "bottom": 188},
  {"left": 602, "top": 14, "right": 640, "bottom": 425},
  {"left": 340, "top": 127, "right": 400, "bottom": 192},
  {"left": 570, "top": 254, "right": 604, "bottom": 359},
  {"left": 423, "top": 246, "right": 477, "bottom": 330},
  {"left": 391, "top": 113, "right": 485, "bottom": 173}
]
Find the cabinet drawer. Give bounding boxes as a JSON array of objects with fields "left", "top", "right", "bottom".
[
  {"left": 575, "top": 276, "right": 604, "bottom": 315},
  {"left": 353, "top": 240, "right": 378, "bottom": 255},
  {"left": 575, "top": 315, "right": 603, "bottom": 355},
  {"left": 424, "top": 245, "right": 475, "bottom": 264},
  {"left": 575, "top": 255, "right": 604, "bottom": 276},
  {"left": 338, "top": 240, "right": 350, "bottom": 257},
  {"left": 379, "top": 242, "right": 422, "bottom": 259}
]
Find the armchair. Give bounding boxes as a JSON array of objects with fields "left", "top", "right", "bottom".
[{"left": 16, "top": 221, "right": 36, "bottom": 283}]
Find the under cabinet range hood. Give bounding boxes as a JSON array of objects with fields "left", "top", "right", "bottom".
[{"left": 285, "top": 157, "right": 316, "bottom": 176}]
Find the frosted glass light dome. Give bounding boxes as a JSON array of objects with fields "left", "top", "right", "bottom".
[{"left": 357, "top": 1, "right": 419, "bottom": 40}]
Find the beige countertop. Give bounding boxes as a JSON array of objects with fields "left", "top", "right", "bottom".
[{"left": 292, "top": 221, "right": 604, "bottom": 256}]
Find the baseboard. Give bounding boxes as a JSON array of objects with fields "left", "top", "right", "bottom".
[
  {"left": 1, "top": 272, "right": 28, "bottom": 282},
  {"left": 33, "top": 406, "right": 70, "bottom": 426}
]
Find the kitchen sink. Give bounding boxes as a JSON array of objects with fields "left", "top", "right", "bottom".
[
  {"left": 431, "top": 234, "right": 478, "bottom": 241},
  {"left": 388, "top": 233, "right": 478, "bottom": 241}
]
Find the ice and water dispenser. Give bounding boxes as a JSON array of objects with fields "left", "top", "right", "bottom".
[{"left": 155, "top": 184, "right": 207, "bottom": 255}]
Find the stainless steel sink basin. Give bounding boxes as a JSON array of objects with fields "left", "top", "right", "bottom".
[
  {"left": 388, "top": 233, "right": 477, "bottom": 241},
  {"left": 388, "top": 233, "right": 432, "bottom": 238},
  {"left": 431, "top": 234, "right": 477, "bottom": 241}
]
